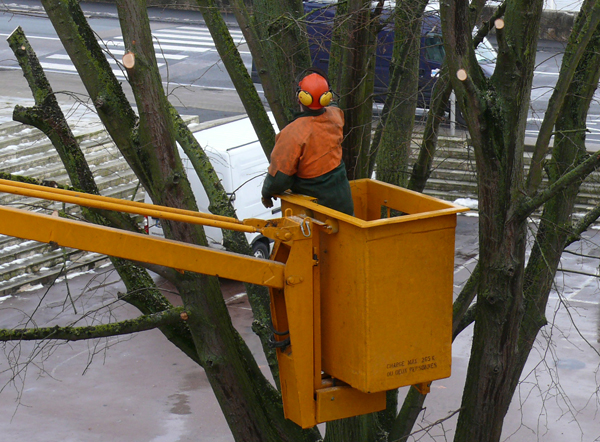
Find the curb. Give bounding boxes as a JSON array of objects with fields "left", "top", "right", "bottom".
[
  {"left": 1, "top": 1, "right": 578, "bottom": 36},
  {"left": 0, "top": 1, "right": 237, "bottom": 28}
]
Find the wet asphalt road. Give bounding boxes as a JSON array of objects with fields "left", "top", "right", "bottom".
[
  {"left": 0, "top": 215, "right": 599, "bottom": 441},
  {"left": 0, "top": 268, "right": 261, "bottom": 442}
]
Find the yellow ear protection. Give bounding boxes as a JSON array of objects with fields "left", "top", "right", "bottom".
[
  {"left": 298, "top": 86, "right": 332, "bottom": 108},
  {"left": 296, "top": 68, "right": 333, "bottom": 109}
]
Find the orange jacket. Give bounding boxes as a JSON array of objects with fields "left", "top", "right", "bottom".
[{"left": 267, "top": 106, "right": 344, "bottom": 179}]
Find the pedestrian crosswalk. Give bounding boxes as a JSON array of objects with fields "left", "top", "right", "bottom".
[{"left": 37, "top": 25, "right": 248, "bottom": 79}]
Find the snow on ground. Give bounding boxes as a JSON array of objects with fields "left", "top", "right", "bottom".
[
  {"left": 0, "top": 97, "right": 103, "bottom": 128},
  {"left": 454, "top": 197, "right": 479, "bottom": 216},
  {"left": 454, "top": 197, "right": 478, "bottom": 209}
]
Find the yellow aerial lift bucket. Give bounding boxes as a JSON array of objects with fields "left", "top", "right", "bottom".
[
  {"left": 0, "top": 177, "right": 467, "bottom": 429},
  {"left": 269, "top": 179, "right": 468, "bottom": 426}
]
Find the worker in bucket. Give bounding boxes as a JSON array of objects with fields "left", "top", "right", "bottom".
[{"left": 261, "top": 68, "right": 354, "bottom": 216}]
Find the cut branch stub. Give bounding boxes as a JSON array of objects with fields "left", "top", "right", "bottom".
[{"left": 123, "top": 51, "right": 135, "bottom": 69}]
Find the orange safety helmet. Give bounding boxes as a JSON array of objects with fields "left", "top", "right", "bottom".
[{"left": 297, "top": 69, "right": 333, "bottom": 109}]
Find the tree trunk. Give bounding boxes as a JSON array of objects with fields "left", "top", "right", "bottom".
[
  {"left": 408, "top": 68, "right": 452, "bottom": 193},
  {"left": 115, "top": 2, "right": 317, "bottom": 441},
  {"left": 441, "top": 0, "right": 543, "bottom": 439},
  {"left": 336, "top": 0, "right": 377, "bottom": 179},
  {"left": 439, "top": 0, "right": 600, "bottom": 439},
  {"left": 324, "top": 414, "right": 387, "bottom": 442},
  {"left": 238, "top": 0, "right": 311, "bottom": 130},
  {"left": 526, "top": 0, "right": 600, "bottom": 194},
  {"left": 517, "top": 7, "right": 600, "bottom": 430},
  {"left": 408, "top": 3, "right": 506, "bottom": 191},
  {"left": 8, "top": 25, "right": 200, "bottom": 364},
  {"left": 196, "top": 0, "right": 277, "bottom": 156},
  {"left": 372, "top": 0, "right": 428, "bottom": 186},
  {"left": 455, "top": 218, "right": 528, "bottom": 442},
  {"left": 172, "top": 109, "right": 280, "bottom": 385},
  {"left": 37, "top": 0, "right": 320, "bottom": 440}
]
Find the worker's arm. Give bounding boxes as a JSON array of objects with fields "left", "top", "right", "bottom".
[
  {"left": 261, "top": 124, "right": 304, "bottom": 208},
  {"left": 261, "top": 171, "right": 294, "bottom": 208}
]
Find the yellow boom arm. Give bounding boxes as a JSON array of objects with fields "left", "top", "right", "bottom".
[{"left": 0, "top": 179, "right": 284, "bottom": 288}]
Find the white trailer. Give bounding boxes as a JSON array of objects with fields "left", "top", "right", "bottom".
[{"left": 145, "top": 114, "right": 280, "bottom": 258}]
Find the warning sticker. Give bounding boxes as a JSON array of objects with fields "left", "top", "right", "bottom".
[{"left": 385, "top": 355, "right": 437, "bottom": 377}]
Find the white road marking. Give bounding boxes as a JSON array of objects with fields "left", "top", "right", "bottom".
[
  {"left": 0, "top": 32, "right": 60, "bottom": 41},
  {"left": 225, "top": 292, "right": 247, "bottom": 304},
  {"left": 175, "top": 26, "right": 244, "bottom": 38},
  {"left": 101, "top": 49, "right": 188, "bottom": 60},
  {"left": 533, "top": 71, "right": 560, "bottom": 76},
  {"left": 46, "top": 54, "right": 165, "bottom": 68},
  {"left": 104, "top": 40, "right": 211, "bottom": 53},
  {"left": 40, "top": 62, "right": 126, "bottom": 78},
  {"left": 151, "top": 32, "right": 220, "bottom": 42},
  {"left": 454, "top": 256, "right": 479, "bottom": 275}
]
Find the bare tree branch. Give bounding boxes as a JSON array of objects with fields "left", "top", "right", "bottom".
[
  {"left": 0, "top": 307, "right": 187, "bottom": 342},
  {"left": 516, "top": 150, "right": 600, "bottom": 221},
  {"left": 566, "top": 204, "right": 600, "bottom": 246},
  {"left": 196, "top": 0, "right": 276, "bottom": 156},
  {"left": 452, "top": 261, "right": 480, "bottom": 336},
  {"left": 7, "top": 26, "right": 142, "bottom": 233},
  {"left": 526, "top": 0, "right": 600, "bottom": 194},
  {"left": 228, "top": 0, "right": 289, "bottom": 130},
  {"left": 473, "top": 2, "right": 507, "bottom": 47}
]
